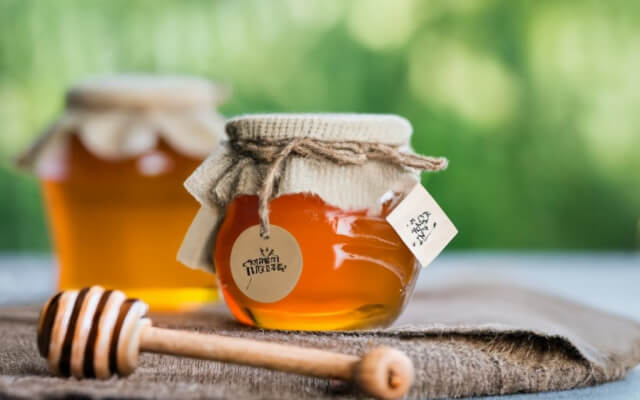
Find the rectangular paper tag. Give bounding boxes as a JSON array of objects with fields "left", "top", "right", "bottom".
[{"left": 386, "top": 184, "right": 457, "bottom": 267}]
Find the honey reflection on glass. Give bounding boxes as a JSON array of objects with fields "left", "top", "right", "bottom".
[
  {"left": 41, "top": 136, "right": 217, "bottom": 311},
  {"left": 215, "top": 194, "right": 419, "bottom": 330}
]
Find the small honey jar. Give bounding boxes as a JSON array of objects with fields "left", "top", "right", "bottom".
[
  {"left": 19, "top": 75, "right": 228, "bottom": 311},
  {"left": 180, "top": 114, "right": 452, "bottom": 330}
]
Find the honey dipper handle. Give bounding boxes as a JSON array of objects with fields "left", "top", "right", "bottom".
[
  {"left": 139, "top": 326, "right": 413, "bottom": 400},
  {"left": 140, "top": 326, "right": 359, "bottom": 378}
]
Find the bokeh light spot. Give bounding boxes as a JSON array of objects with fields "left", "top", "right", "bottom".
[
  {"left": 408, "top": 35, "right": 519, "bottom": 128},
  {"left": 347, "top": 0, "right": 419, "bottom": 51}
]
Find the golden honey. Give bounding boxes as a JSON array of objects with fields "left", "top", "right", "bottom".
[
  {"left": 214, "top": 194, "right": 419, "bottom": 330},
  {"left": 42, "top": 136, "right": 217, "bottom": 310}
]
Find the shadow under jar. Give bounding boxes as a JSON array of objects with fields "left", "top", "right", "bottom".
[
  {"left": 20, "top": 75, "right": 228, "bottom": 311},
  {"left": 179, "top": 114, "right": 448, "bottom": 330}
]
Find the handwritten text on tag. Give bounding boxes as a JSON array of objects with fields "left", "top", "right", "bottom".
[{"left": 386, "top": 184, "right": 457, "bottom": 267}]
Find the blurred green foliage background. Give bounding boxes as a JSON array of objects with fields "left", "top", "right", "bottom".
[{"left": 1, "top": 0, "right": 639, "bottom": 251}]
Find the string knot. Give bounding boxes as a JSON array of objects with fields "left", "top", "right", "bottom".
[{"left": 227, "top": 137, "right": 448, "bottom": 239}]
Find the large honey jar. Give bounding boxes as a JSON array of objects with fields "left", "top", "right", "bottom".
[
  {"left": 179, "top": 114, "right": 452, "bottom": 330},
  {"left": 19, "top": 76, "right": 228, "bottom": 310}
]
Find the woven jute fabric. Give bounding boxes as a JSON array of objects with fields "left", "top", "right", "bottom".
[
  {"left": 1, "top": 283, "right": 639, "bottom": 399},
  {"left": 179, "top": 113, "right": 447, "bottom": 270},
  {"left": 18, "top": 75, "right": 228, "bottom": 173}
]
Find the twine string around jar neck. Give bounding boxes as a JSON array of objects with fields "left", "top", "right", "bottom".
[{"left": 228, "top": 137, "right": 449, "bottom": 239}]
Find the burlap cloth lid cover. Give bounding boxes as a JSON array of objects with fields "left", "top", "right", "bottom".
[
  {"left": 179, "top": 113, "right": 447, "bottom": 271},
  {"left": 18, "top": 75, "right": 229, "bottom": 173}
]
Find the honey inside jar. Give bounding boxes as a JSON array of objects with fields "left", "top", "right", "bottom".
[
  {"left": 214, "top": 193, "right": 419, "bottom": 330},
  {"left": 42, "top": 136, "right": 217, "bottom": 311}
]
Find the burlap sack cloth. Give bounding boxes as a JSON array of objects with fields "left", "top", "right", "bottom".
[
  {"left": 1, "top": 282, "right": 639, "bottom": 399},
  {"left": 18, "top": 75, "right": 228, "bottom": 173}
]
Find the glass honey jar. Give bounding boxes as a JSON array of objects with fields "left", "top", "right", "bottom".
[
  {"left": 19, "top": 75, "right": 228, "bottom": 311},
  {"left": 179, "top": 114, "right": 451, "bottom": 330}
]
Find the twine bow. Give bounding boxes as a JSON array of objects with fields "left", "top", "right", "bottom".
[{"left": 225, "top": 137, "right": 448, "bottom": 239}]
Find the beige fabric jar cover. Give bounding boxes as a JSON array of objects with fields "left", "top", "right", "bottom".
[
  {"left": 18, "top": 75, "right": 229, "bottom": 174},
  {"left": 179, "top": 113, "right": 448, "bottom": 271}
]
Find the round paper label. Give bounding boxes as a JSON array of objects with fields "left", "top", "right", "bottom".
[{"left": 230, "top": 225, "right": 303, "bottom": 303}]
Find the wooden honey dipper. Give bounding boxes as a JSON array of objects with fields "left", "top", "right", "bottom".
[{"left": 37, "top": 286, "right": 414, "bottom": 400}]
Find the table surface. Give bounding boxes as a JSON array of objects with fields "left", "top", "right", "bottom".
[{"left": 1, "top": 252, "right": 639, "bottom": 400}]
